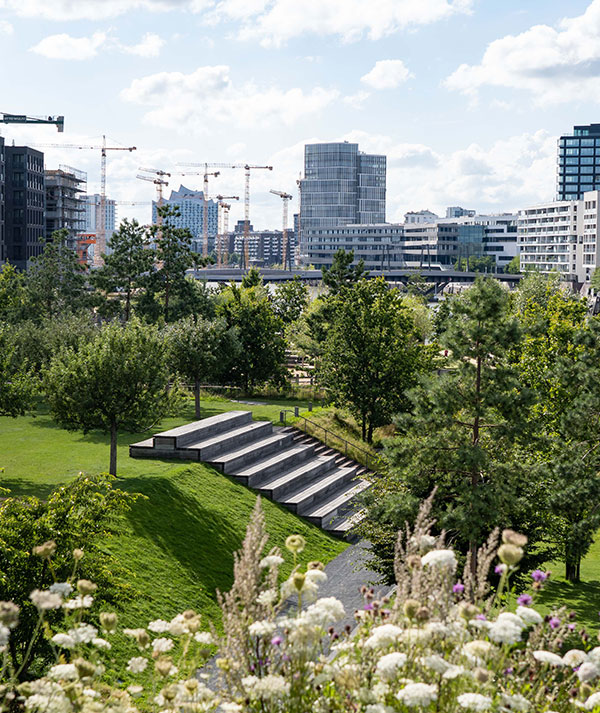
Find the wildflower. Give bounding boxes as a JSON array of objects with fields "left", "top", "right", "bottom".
[
  {"left": 463, "top": 640, "right": 493, "bottom": 658},
  {"left": 92, "top": 637, "right": 111, "bottom": 649},
  {"left": 0, "top": 602, "right": 19, "bottom": 628},
  {"left": 30, "top": 590, "right": 62, "bottom": 610},
  {"left": 49, "top": 583, "right": 72, "bottom": 597},
  {"left": 152, "top": 637, "right": 174, "bottom": 654},
  {"left": 498, "top": 544, "right": 523, "bottom": 566},
  {"left": 148, "top": 619, "right": 170, "bottom": 633},
  {"left": 495, "top": 564, "right": 507, "bottom": 575},
  {"left": 260, "top": 555, "right": 284, "bottom": 569},
  {"left": 410, "top": 534, "right": 436, "bottom": 553},
  {"left": 168, "top": 615, "right": 188, "bottom": 636},
  {"left": 249, "top": 620, "right": 276, "bottom": 638},
  {"left": 302, "top": 597, "right": 345, "bottom": 626},
  {"left": 531, "top": 569, "right": 548, "bottom": 582},
  {"left": 457, "top": 693, "right": 493, "bottom": 711},
  {"left": 549, "top": 616, "right": 561, "bottom": 629},
  {"left": 516, "top": 606, "right": 543, "bottom": 626},
  {"left": 583, "top": 692, "right": 600, "bottom": 710},
  {"left": 257, "top": 589, "right": 278, "bottom": 606},
  {"left": 285, "top": 535, "right": 306, "bottom": 554},
  {"left": 488, "top": 612, "right": 525, "bottom": 645},
  {"left": 396, "top": 683, "right": 437, "bottom": 707},
  {"left": 242, "top": 674, "right": 290, "bottom": 700},
  {"left": 516, "top": 594, "right": 532, "bottom": 606},
  {"left": 403, "top": 599, "right": 420, "bottom": 619},
  {"left": 154, "top": 656, "right": 177, "bottom": 677},
  {"left": 533, "top": 650, "right": 565, "bottom": 666},
  {"left": 502, "top": 530, "right": 528, "bottom": 547},
  {"left": 422, "top": 655, "right": 452, "bottom": 674},
  {"left": 127, "top": 685, "right": 144, "bottom": 698},
  {"left": 500, "top": 693, "right": 530, "bottom": 711},
  {"left": 453, "top": 582, "right": 465, "bottom": 594},
  {"left": 123, "top": 628, "right": 150, "bottom": 648},
  {"left": 221, "top": 704, "right": 242, "bottom": 713},
  {"left": 73, "top": 548, "right": 84, "bottom": 560},
  {"left": 588, "top": 647, "right": 600, "bottom": 665},
  {"left": 63, "top": 595, "right": 93, "bottom": 609},
  {"left": 271, "top": 635, "right": 283, "bottom": 646},
  {"left": 578, "top": 662, "right": 600, "bottom": 683},
  {"left": 127, "top": 657, "right": 148, "bottom": 674},
  {"left": 563, "top": 649, "right": 588, "bottom": 667},
  {"left": 0, "top": 624, "right": 10, "bottom": 647},
  {"left": 50, "top": 632, "right": 74, "bottom": 649},
  {"left": 32, "top": 541, "right": 56, "bottom": 559},
  {"left": 376, "top": 652, "right": 407, "bottom": 680},
  {"left": 194, "top": 631, "right": 213, "bottom": 645},
  {"left": 76, "top": 579, "right": 97, "bottom": 595},
  {"left": 365, "top": 624, "right": 403, "bottom": 649},
  {"left": 99, "top": 612, "right": 118, "bottom": 633},
  {"left": 305, "top": 568, "right": 327, "bottom": 585},
  {"left": 48, "top": 664, "right": 78, "bottom": 681},
  {"left": 421, "top": 549, "right": 457, "bottom": 571},
  {"left": 68, "top": 623, "right": 98, "bottom": 643}
]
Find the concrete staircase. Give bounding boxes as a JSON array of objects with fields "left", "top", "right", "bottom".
[{"left": 130, "top": 411, "right": 371, "bottom": 538}]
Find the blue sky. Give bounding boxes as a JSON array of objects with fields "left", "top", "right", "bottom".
[{"left": 1, "top": 0, "right": 598, "bottom": 228}]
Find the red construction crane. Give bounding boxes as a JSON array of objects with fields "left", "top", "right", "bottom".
[
  {"left": 1, "top": 112, "right": 64, "bottom": 132},
  {"left": 31, "top": 137, "right": 136, "bottom": 266},
  {"left": 215, "top": 195, "right": 239, "bottom": 266},
  {"left": 269, "top": 189, "right": 293, "bottom": 271}
]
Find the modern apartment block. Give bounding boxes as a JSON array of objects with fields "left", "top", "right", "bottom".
[
  {"left": 446, "top": 206, "right": 476, "bottom": 218},
  {"left": 231, "top": 221, "right": 296, "bottom": 267},
  {"left": 518, "top": 191, "right": 600, "bottom": 284},
  {"left": 437, "top": 213, "right": 518, "bottom": 270},
  {"left": 153, "top": 185, "right": 218, "bottom": 252},
  {"left": 299, "top": 142, "right": 386, "bottom": 261},
  {"left": 45, "top": 165, "right": 87, "bottom": 249},
  {"left": 557, "top": 124, "right": 600, "bottom": 201},
  {"left": 404, "top": 209, "right": 439, "bottom": 224},
  {"left": 84, "top": 193, "right": 116, "bottom": 236},
  {"left": 0, "top": 137, "right": 4, "bottom": 263},
  {"left": 4, "top": 144, "right": 45, "bottom": 269}
]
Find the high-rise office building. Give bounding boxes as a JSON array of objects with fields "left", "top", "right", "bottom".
[
  {"left": 299, "top": 142, "right": 386, "bottom": 262},
  {"left": 45, "top": 165, "right": 87, "bottom": 249},
  {"left": 84, "top": 193, "right": 116, "bottom": 236},
  {"left": 153, "top": 185, "right": 218, "bottom": 253},
  {"left": 557, "top": 123, "right": 600, "bottom": 201}
]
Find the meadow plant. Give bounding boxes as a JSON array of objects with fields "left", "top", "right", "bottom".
[{"left": 1, "top": 495, "right": 599, "bottom": 712}]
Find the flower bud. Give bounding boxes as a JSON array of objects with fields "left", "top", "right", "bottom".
[
  {"left": 77, "top": 579, "right": 97, "bottom": 595},
  {"left": 502, "top": 530, "right": 528, "bottom": 548},
  {"left": 293, "top": 572, "right": 306, "bottom": 592},
  {"left": 183, "top": 609, "right": 197, "bottom": 620},
  {"left": 407, "top": 555, "right": 422, "bottom": 569},
  {"left": 416, "top": 606, "right": 430, "bottom": 622},
  {"left": 307, "top": 561, "right": 324, "bottom": 571},
  {"left": 136, "top": 630, "right": 150, "bottom": 648},
  {"left": 161, "top": 684, "right": 177, "bottom": 700},
  {"left": 99, "top": 612, "right": 118, "bottom": 634},
  {"left": 155, "top": 657, "right": 173, "bottom": 678},
  {"left": 285, "top": 535, "right": 306, "bottom": 554},
  {"left": 459, "top": 602, "right": 479, "bottom": 620},
  {"left": 32, "top": 541, "right": 56, "bottom": 559},
  {"left": 403, "top": 599, "right": 420, "bottom": 619},
  {"left": 216, "top": 657, "right": 230, "bottom": 671},
  {"left": 73, "top": 658, "right": 97, "bottom": 680},
  {"left": 498, "top": 544, "right": 523, "bottom": 566},
  {"left": 184, "top": 679, "right": 198, "bottom": 693},
  {"left": 0, "top": 602, "right": 19, "bottom": 629},
  {"left": 474, "top": 668, "right": 490, "bottom": 683},
  {"left": 73, "top": 548, "right": 84, "bottom": 561}
]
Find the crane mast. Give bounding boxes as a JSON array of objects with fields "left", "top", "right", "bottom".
[
  {"left": 215, "top": 195, "right": 239, "bottom": 266},
  {"left": 269, "top": 190, "right": 293, "bottom": 270}
]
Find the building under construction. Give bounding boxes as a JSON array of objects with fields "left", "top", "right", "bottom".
[
  {"left": 45, "top": 165, "right": 87, "bottom": 249},
  {"left": 231, "top": 220, "right": 296, "bottom": 267}
]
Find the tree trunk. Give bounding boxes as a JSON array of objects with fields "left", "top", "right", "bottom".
[
  {"left": 367, "top": 420, "right": 374, "bottom": 444},
  {"left": 565, "top": 553, "right": 581, "bottom": 582},
  {"left": 195, "top": 378, "right": 201, "bottom": 419},
  {"left": 164, "top": 275, "right": 170, "bottom": 323},
  {"left": 109, "top": 420, "right": 118, "bottom": 476},
  {"left": 361, "top": 414, "right": 367, "bottom": 442},
  {"left": 125, "top": 281, "right": 131, "bottom": 322},
  {"left": 469, "top": 350, "right": 482, "bottom": 578}
]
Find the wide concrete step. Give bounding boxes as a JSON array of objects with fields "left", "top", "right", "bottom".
[
  {"left": 153, "top": 411, "right": 252, "bottom": 450},
  {"left": 232, "top": 444, "right": 316, "bottom": 486},
  {"left": 302, "top": 480, "right": 371, "bottom": 528},
  {"left": 129, "top": 437, "right": 155, "bottom": 458},
  {"left": 325, "top": 510, "right": 366, "bottom": 539},
  {"left": 284, "top": 466, "right": 360, "bottom": 515},
  {"left": 256, "top": 454, "right": 338, "bottom": 499},
  {"left": 185, "top": 421, "right": 273, "bottom": 461},
  {"left": 209, "top": 432, "right": 294, "bottom": 475}
]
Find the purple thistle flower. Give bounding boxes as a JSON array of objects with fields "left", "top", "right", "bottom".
[
  {"left": 568, "top": 624, "right": 576, "bottom": 632},
  {"left": 476, "top": 614, "right": 487, "bottom": 621},
  {"left": 531, "top": 570, "right": 548, "bottom": 582},
  {"left": 549, "top": 616, "right": 561, "bottom": 629},
  {"left": 517, "top": 594, "right": 533, "bottom": 606},
  {"left": 453, "top": 582, "right": 465, "bottom": 594},
  {"left": 364, "top": 602, "right": 374, "bottom": 610},
  {"left": 495, "top": 564, "right": 507, "bottom": 575},
  {"left": 271, "top": 635, "right": 283, "bottom": 646},
  {"left": 504, "top": 667, "right": 514, "bottom": 676}
]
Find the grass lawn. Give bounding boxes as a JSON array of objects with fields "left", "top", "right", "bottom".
[{"left": 0, "top": 396, "right": 348, "bottom": 664}]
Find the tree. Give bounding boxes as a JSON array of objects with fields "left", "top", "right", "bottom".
[
  {"left": 320, "top": 278, "right": 429, "bottom": 443},
  {"left": 44, "top": 319, "right": 177, "bottom": 475},
  {"left": 93, "top": 219, "right": 154, "bottom": 321},
  {"left": 167, "top": 316, "right": 240, "bottom": 417},
  {"left": 242, "top": 267, "right": 263, "bottom": 288},
  {"left": 217, "top": 283, "right": 287, "bottom": 392},
  {"left": 0, "top": 263, "right": 28, "bottom": 322},
  {"left": 454, "top": 255, "right": 496, "bottom": 273},
  {"left": 0, "top": 326, "right": 34, "bottom": 417},
  {"left": 0, "top": 473, "right": 137, "bottom": 680},
  {"left": 366, "top": 278, "right": 541, "bottom": 581},
  {"left": 272, "top": 276, "right": 309, "bottom": 325},
  {"left": 24, "top": 231, "right": 88, "bottom": 319},
  {"left": 506, "top": 254, "right": 521, "bottom": 274},
  {"left": 321, "top": 249, "right": 367, "bottom": 294}
]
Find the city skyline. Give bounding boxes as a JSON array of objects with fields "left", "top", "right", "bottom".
[{"left": 2, "top": 0, "right": 600, "bottom": 229}]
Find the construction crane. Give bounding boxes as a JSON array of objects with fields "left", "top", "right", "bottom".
[
  {"left": 177, "top": 164, "right": 223, "bottom": 256},
  {"left": 214, "top": 195, "right": 239, "bottom": 266},
  {"left": 1, "top": 112, "right": 64, "bottom": 132},
  {"left": 296, "top": 172, "right": 302, "bottom": 267},
  {"left": 137, "top": 168, "right": 170, "bottom": 219},
  {"left": 270, "top": 190, "right": 293, "bottom": 271},
  {"left": 178, "top": 162, "right": 273, "bottom": 267},
  {"left": 31, "top": 137, "right": 136, "bottom": 266}
]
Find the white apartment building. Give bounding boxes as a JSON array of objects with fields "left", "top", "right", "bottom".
[
  {"left": 404, "top": 210, "right": 439, "bottom": 224},
  {"left": 437, "top": 213, "right": 518, "bottom": 270},
  {"left": 518, "top": 191, "right": 600, "bottom": 284}
]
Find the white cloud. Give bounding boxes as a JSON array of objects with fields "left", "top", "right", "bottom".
[
  {"left": 361, "top": 59, "right": 413, "bottom": 90},
  {"left": 445, "top": 0, "right": 600, "bottom": 105},
  {"left": 0, "top": 20, "right": 13, "bottom": 34},
  {"left": 120, "top": 32, "right": 165, "bottom": 57},
  {"left": 30, "top": 31, "right": 108, "bottom": 60},
  {"left": 224, "top": 0, "right": 474, "bottom": 47},
  {"left": 121, "top": 65, "right": 340, "bottom": 130},
  {"left": 0, "top": 0, "right": 212, "bottom": 20},
  {"left": 343, "top": 90, "right": 370, "bottom": 108}
]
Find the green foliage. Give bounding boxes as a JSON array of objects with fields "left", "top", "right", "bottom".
[
  {"left": 506, "top": 254, "right": 521, "bottom": 274},
  {"left": 454, "top": 255, "right": 496, "bottom": 272},
  {"left": 286, "top": 296, "right": 331, "bottom": 360},
  {"left": 0, "top": 473, "right": 137, "bottom": 679},
  {"left": 166, "top": 316, "right": 240, "bottom": 417},
  {"left": 319, "top": 278, "right": 430, "bottom": 443},
  {"left": 272, "top": 276, "right": 309, "bottom": 325},
  {"left": 217, "top": 283, "right": 287, "bottom": 391},
  {"left": 591, "top": 266, "right": 600, "bottom": 292},
  {"left": 92, "top": 219, "right": 155, "bottom": 321},
  {"left": 241, "top": 267, "right": 263, "bottom": 288},
  {"left": 0, "top": 263, "right": 28, "bottom": 322},
  {"left": 43, "top": 319, "right": 177, "bottom": 475},
  {"left": 321, "top": 249, "right": 367, "bottom": 294},
  {"left": 405, "top": 272, "right": 433, "bottom": 299},
  {"left": 0, "top": 326, "right": 34, "bottom": 417},
  {"left": 512, "top": 270, "right": 563, "bottom": 315}
]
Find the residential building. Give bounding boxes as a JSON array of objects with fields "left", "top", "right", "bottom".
[
  {"left": 518, "top": 191, "right": 600, "bottom": 284},
  {"left": 404, "top": 209, "right": 439, "bottom": 224},
  {"left": 4, "top": 144, "right": 45, "bottom": 269},
  {"left": 299, "top": 142, "right": 386, "bottom": 262},
  {"left": 0, "top": 137, "right": 4, "bottom": 263},
  {"left": 152, "top": 185, "right": 218, "bottom": 253},
  {"left": 557, "top": 124, "right": 600, "bottom": 201},
  {"left": 84, "top": 193, "right": 116, "bottom": 236},
  {"left": 45, "top": 165, "right": 87, "bottom": 249},
  {"left": 445, "top": 206, "right": 476, "bottom": 218},
  {"left": 437, "top": 213, "right": 518, "bottom": 270},
  {"left": 231, "top": 221, "right": 296, "bottom": 267}
]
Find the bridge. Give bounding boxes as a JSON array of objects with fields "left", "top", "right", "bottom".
[{"left": 189, "top": 267, "right": 524, "bottom": 289}]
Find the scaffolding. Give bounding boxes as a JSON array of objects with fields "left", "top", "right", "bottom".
[{"left": 45, "top": 164, "right": 87, "bottom": 249}]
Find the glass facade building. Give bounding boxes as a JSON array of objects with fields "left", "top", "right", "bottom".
[
  {"left": 557, "top": 124, "right": 600, "bottom": 201},
  {"left": 152, "top": 185, "right": 218, "bottom": 253}
]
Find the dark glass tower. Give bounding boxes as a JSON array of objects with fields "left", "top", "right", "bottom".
[{"left": 557, "top": 123, "right": 600, "bottom": 201}]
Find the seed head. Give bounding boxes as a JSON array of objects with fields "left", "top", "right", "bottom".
[
  {"left": 77, "top": 580, "right": 97, "bottom": 596},
  {"left": 498, "top": 544, "right": 523, "bottom": 566},
  {"left": 285, "top": 535, "right": 306, "bottom": 554},
  {"left": 32, "top": 541, "right": 56, "bottom": 559},
  {"left": 99, "top": 612, "right": 118, "bottom": 634},
  {"left": 502, "top": 529, "right": 528, "bottom": 548}
]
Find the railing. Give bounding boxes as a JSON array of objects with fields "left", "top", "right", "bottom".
[{"left": 279, "top": 410, "right": 378, "bottom": 472}]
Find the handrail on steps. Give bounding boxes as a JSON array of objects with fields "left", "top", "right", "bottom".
[{"left": 279, "top": 409, "right": 377, "bottom": 472}]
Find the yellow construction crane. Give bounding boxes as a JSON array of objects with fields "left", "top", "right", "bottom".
[
  {"left": 214, "top": 195, "right": 239, "bottom": 266},
  {"left": 269, "top": 189, "right": 293, "bottom": 271},
  {"left": 1, "top": 112, "right": 64, "bottom": 132},
  {"left": 137, "top": 168, "right": 170, "bottom": 228},
  {"left": 31, "top": 137, "right": 136, "bottom": 265},
  {"left": 177, "top": 163, "right": 224, "bottom": 256}
]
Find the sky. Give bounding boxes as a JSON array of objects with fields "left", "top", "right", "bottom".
[{"left": 1, "top": 0, "right": 600, "bottom": 229}]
